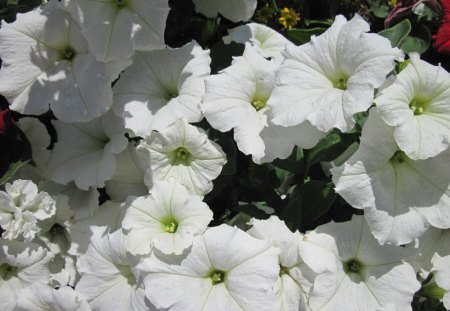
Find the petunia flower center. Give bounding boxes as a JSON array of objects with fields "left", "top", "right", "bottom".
[
  {"left": 59, "top": 46, "right": 76, "bottom": 61},
  {"left": 409, "top": 98, "right": 427, "bottom": 115},
  {"left": 209, "top": 270, "right": 226, "bottom": 285},
  {"left": 171, "top": 147, "right": 192, "bottom": 166},
  {"left": 251, "top": 99, "right": 266, "bottom": 111},
  {"left": 116, "top": 264, "right": 136, "bottom": 285},
  {"left": 114, "top": 0, "right": 127, "bottom": 8},
  {"left": 333, "top": 77, "right": 348, "bottom": 90},
  {"left": 279, "top": 265, "right": 289, "bottom": 276},
  {"left": 0, "top": 263, "right": 18, "bottom": 281},
  {"left": 343, "top": 258, "right": 363, "bottom": 274},
  {"left": 164, "top": 89, "right": 179, "bottom": 101},
  {"left": 164, "top": 221, "right": 178, "bottom": 233},
  {"left": 390, "top": 150, "right": 407, "bottom": 165}
]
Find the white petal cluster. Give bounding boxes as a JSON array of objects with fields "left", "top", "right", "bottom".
[
  {"left": 113, "top": 41, "right": 211, "bottom": 137},
  {"left": 62, "top": 0, "right": 169, "bottom": 62},
  {"left": 0, "top": 180, "right": 55, "bottom": 241},
  {"left": 45, "top": 110, "right": 128, "bottom": 190},
  {"left": 376, "top": 53, "right": 450, "bottom": 160},
  {"left": 268, "top": 14, "right": 403, "bottom": 132},
  {"left": 432, "top": 254, "right": 450, "bottom": 309},
  {"left": 122, "top": 180, "right": 213, "bottom": 255},
  {"left": 203, "top": 44, "right": 324, "bottom": 164},
  {"left": 223, "top": 23, "right": 294, "bottom": 59},
  {"left": 300, "top": 216, "right": 420, "bottom": 311},
  {"left": 192, "top": 0, "right": 257, "bottom": 22},
  {"left": 0, "top": 1, "right": 129, "bottom": 123},
  {"left": 137, "top": 118, "right": 226, "bottom": 196},
  {"left": 139, "top": 224, "right": 281, "bottom": 311},
  {"left": 332, "top": 108, "right": 450, "bottom": 245}
]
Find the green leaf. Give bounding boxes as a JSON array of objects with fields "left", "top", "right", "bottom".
[
  {"left": 0, "top": 159, "right": 30, "bottom": 186},
  {"left": 400, "top": 24, "right": 431, "bottom": 54},
  {"left": 286, "top": 28, "right": 326, "bottom": 45},
  {"left": 233, "top": 203, "right": 271, "bottom": 220},
  {"left": 305, "top": 132, "right": 354, "bottom": 172},
  {"left": 280, "top": 180, "right": 336, "bottom": 229},
  {"left": 272, "top": 146, "right": 304, "bottom": 174},
  {"left": 210, "top": 41, "right": 244, "bottom": 74},
  {"left": 209, "top": 130, "right": 237, "bottom": 176},
  {"left": 379, "top": 19, "right": 412, "bottom": 47},
  {"left": 371, "top": 4, "right": 390, "bottom": 18}
]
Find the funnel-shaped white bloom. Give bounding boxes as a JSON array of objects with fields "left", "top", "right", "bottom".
[
  {"left": 14, "top": 284, "right": 90, "bottom": 311},
  {"left": 75, "top": 229, "right": 146, "bottom": 311},
  {"left": 113, "top": 41, "right": 210, "bottom": 137},
  {"left": 122, "top": 180, "right": 212, "bottom": 255},
  {"left": 432, "top": 254, "right": 450, "bottom": 309},
  {"left": 0, "top": 239, "right": 52, "bottom": 311},
  {"left": 247, "top": 216, "right": 314, "bottom": 311},
  {"left": 0, "top": 180, "right": 55, "bottom": 242},
  {"left": 300, "top": 216, "right": 420, "bottom": 311},
  {"left": 136, "top": 118, "right": 226, "bottom": 196},
  {"left": 140, "top": 224, "right": 280, "bottom": 311},
  {"left": 62, "top": 0, "right": 169, "bottom": 62},
  {"left": 192, "top": 0, "right": 257, "bottom": 22},
  {"left": 376, "top": 54, "right": 450, "bottom": 160},
  {"left": 332, "top": 109, "right": 450, "bottom": 245},
  {"left": 45, "top": 110, "right": 128, "bottom": 191},
  {"left": 223, "top": 23, "right": 293, "bottom": 59},
  {"left": 0, "top": 1, "right": 129, "bottom": 123},
  {"left": 268, "top": 14, "right": 403, "bottom": 132},
  {"left": 203, "top": 44, "right": 324, "bottom": 164}
]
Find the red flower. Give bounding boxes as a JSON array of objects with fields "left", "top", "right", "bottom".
[
  {"left": 433, "top": 0, "right": 450, "bottom": 54},
  {"left": 0, "top": 108, "right": 14, "bottom": 135}
]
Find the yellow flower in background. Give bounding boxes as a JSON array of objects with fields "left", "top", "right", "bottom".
[
  {"left": 279, "top": 7, "right": 300, "bottom": 30},
  {"left": 388, "top": 0, "right": 398, "bottom": 8}
]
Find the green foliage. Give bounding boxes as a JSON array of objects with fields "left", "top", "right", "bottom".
[
  {"left": 280, "top": 180, "right": 336, "bottom": 230},
  {"left": 0, "top": 0, "right": 41, "bottom": 22},
  {"left": 0, "top": 159, "right": 29, "bottom": 186},
  {"left": 400, "top": 23, "right": 431, "bottom": 54},
  {"left": 286, "top": 27, "right": 326, "bottom": 45},
  {"left": 379, "top": 19, "right": 412, "bottom": 47}
]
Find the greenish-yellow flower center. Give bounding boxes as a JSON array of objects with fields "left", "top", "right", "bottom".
[
  {"left": 333, "top": 77, "right": 348, "bottom": 90},
  {"left": 279, "top": 265, "right": 289, "bottom": 276},
  {"left": 165, "top": 221, "right": 178, "bottom": 233},
  {"left": 251, "top": 99, "right": 266, "bottom": 111},
  {"left": 171, "top": 147, "right": 192, "bottom": 166},
  {"left": 0, "top": 264, "right": 17, "bottom": 281},
  {"left": 344, "top": 258, "right": 363, "bottom": 274},
  {"left": 116, "top": 264, "right": 136, "bottom": 285},
  {"left": 115, "top": 0, "right": 127, "bottom": 8},
  {"left": 60, "top": 46, "right": 76, "bottom": 61},
  {"left": 390, "top": 150, "right": 407, "bottom": 165},
  {"left": 409, "top": 98, "right": 427, "bottom": 115},
  {"left": 209, "top": 270, "right": 226, "bottom": 285}
]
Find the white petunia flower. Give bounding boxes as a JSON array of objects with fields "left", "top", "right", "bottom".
[
  {"left": 432, "top": 254, "right": 450, "bottom": 309},
  {"left": 40, "top": 181, "right": 100, "bottom": 220},
  {"left": 415, "top": 228, "right": 450, "bottom": 277},
  {"left": 0, "top": 179, "right": 55, "bottom": 242},
  {"left": 192, "top": 0, "right": 257, "bottom": 22},
  {"left": 44, "top": 110, "right": 128, "bottom": 191},
  {"left": 113, "top": 41, "right": 211, "bottom": 137},
  {"left": 0, "top": 1, "right": 129, "bottom": 123},
  {"left": 105, "top": 143, "right": 150, "bottom": 202},
  {"left": 68, "top": 200, "right": 126, "bottom": 257},
  {"left": 17, "top": 117, "right": 51, "bottom": 172},
  {"left": 203, "top": 44, "right": 325, "bottom": 164},
  {"left": 0, "top": 239, "right": 53, "bottom": 311},
  {"left": 62, "top": 0, "right": 169, "bottom": 62},
  {"left": 75, "top": 229, "right": 147, "bottom": 311},
  {"left": 139, "top": 224, "right": 281, "bottom": 311},
  {"left": 300, "top": 216, "right": 420, "bottom": 311},
  {"left": 331, "top": 108, "right": 450, "bottom": 245},
  {"left": 375, "top": 53, "right": 450, "bottom": 160},
  {"left": 247, "top": 216, "right": 314, "bottom": 311},
  {"left": 14, "top": 284, "right": 91, "bottom": 311},
  {"left": 223, "top": 23, "right": 294, "bottom": 59},
  {"left": 122, "top": 180, "right": 213, "bottom": 255},
  {"left": 136, "top": 118, "right": 226, "bottom": 196},
  {"left": 268, "top": 14, "right": 403, "bottom": 132}
]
